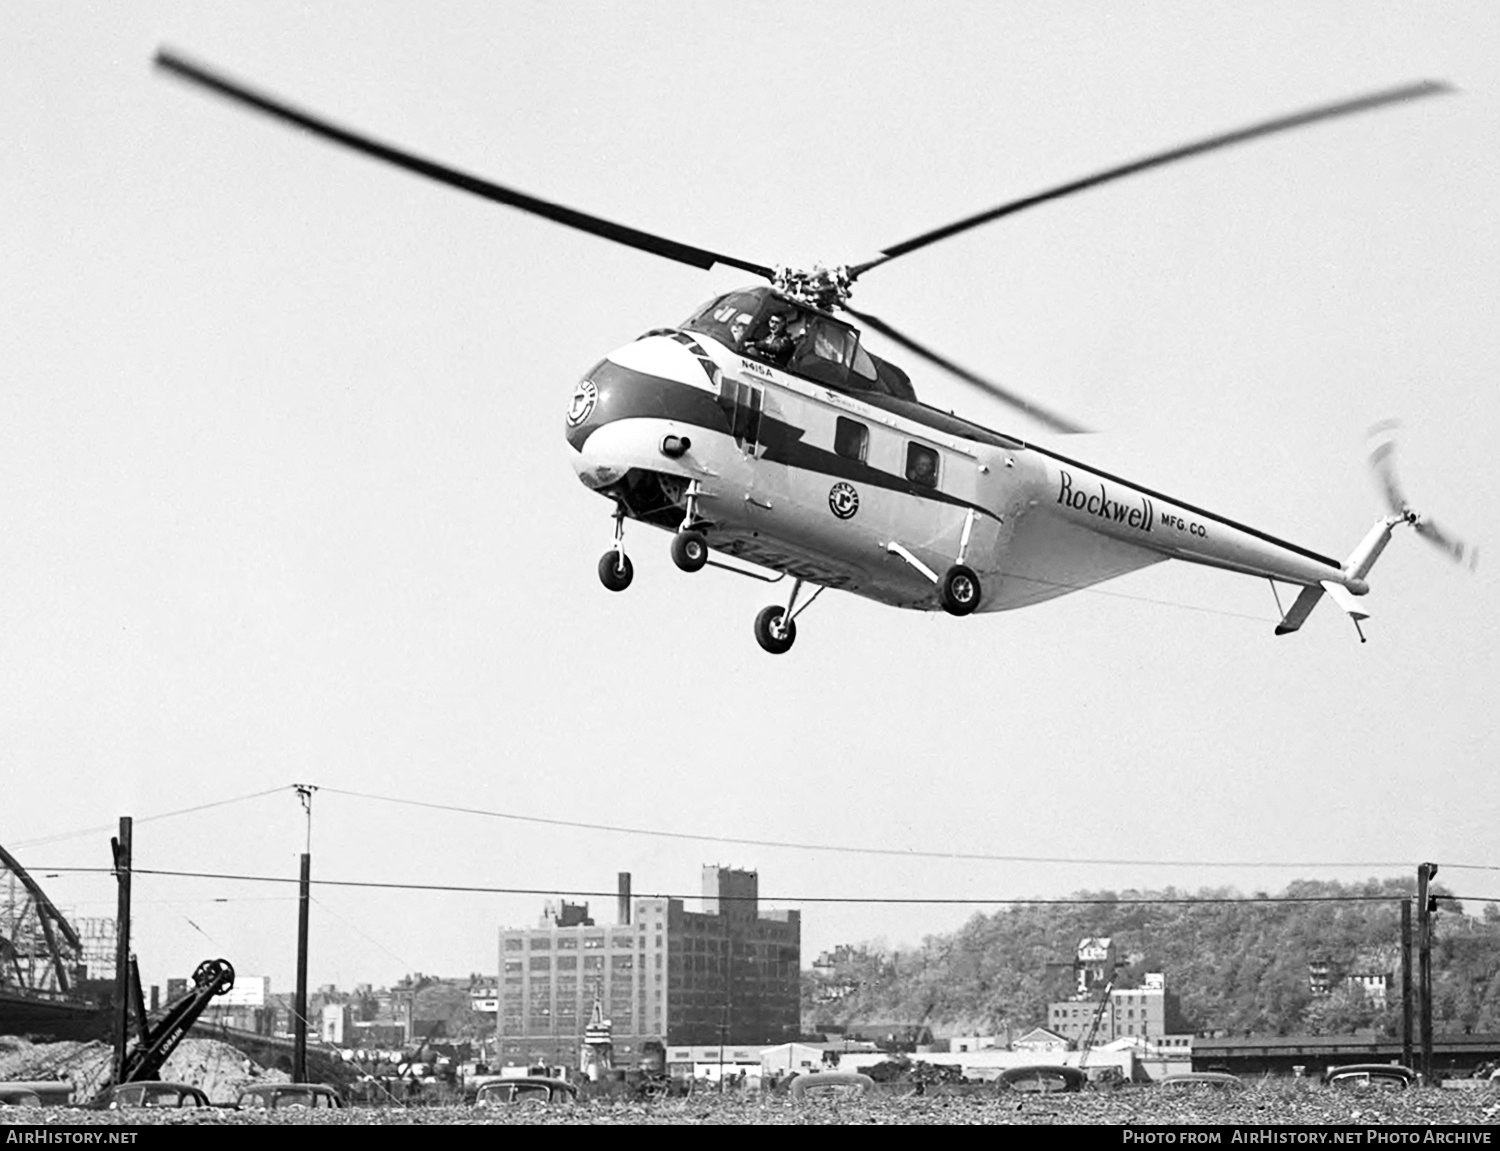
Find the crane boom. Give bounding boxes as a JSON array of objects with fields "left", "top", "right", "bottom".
[
  {"left": 110, "top": 958, "right": 235, "bottom": 1090},
  {"left": 1077, "top": 980, "right": 1114, "bottom": 1070}
]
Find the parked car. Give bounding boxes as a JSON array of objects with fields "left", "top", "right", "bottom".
[
  {"left": 0, "top": 1086, "right": 43, "bottom": 1107},
  {"left": 2, "top": 1081, "right": 71, "bottom": 1105},
  {"left": 103, "top": 1082, "right": 213, "bottom": 1109},
  {"left": 474, "top": 1077, "right": 577, "bottom": 1107},
  {"left": 788, "top": 1071, "right": 875, "bottom": 1100},
  {"left": 1322, "top": 1064, "right": 1416, "bottom": 1089},
  {"left": 235, "top": 1083, "right": 343, "bottom": 1110},
  {"left": 999, "top": 1065, "right": 1085, "bottom": 1093},
  {"left": 1158, "top": 1072, "right": 1244, "bottom": 1090}
]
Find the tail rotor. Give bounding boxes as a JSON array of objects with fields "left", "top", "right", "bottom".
[{"left": 1368, "top": 420, "right": 1478, "bottom": 571}]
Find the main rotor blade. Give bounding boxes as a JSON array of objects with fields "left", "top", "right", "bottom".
[
  {"left": 851, "top": 81, "right": 1452, "bottom": 279},
  {"left": 154, "top": 48, "right": 775, "bottom": 280},
  {"left": 844, "top": 305, "right": 1089, "bottom": 434}
]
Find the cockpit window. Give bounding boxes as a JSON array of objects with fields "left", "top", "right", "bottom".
[
  {"left": 683, "top": 291, "right": 767, "bottom": 351},
  {"left": 786, "top": 315, "right": 857, "bottom": 387},
  {"left": 683, "top": 288, "right": 902, "bottom": 396}
]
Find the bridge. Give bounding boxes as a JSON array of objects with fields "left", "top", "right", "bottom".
[
  {"left": 0, "top": 842, "right": 103, "bottom": 1038},
  {"left": 1192, "top": 1033, "right": 1500, "bottom": 1079},
  {"left": 188, "top": 1021, "right": 352, "bottom": 1085}
]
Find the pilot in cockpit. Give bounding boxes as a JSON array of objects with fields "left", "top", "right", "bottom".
[{"left": 743, "top": 311, "right": 796, "bottom": 367}]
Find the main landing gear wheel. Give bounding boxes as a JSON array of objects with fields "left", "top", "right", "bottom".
[
  {"left": 939, "top": 563, "right": 981, "bottom": 616},
  {"left": 598, "top": 551, "right": 633, "bottom": 592},
  {"left": 670, "top": 529, "right": 709, "bottom": 573},
  {"left": 753, "top": 605, "right": 796, "bottom": 654}
]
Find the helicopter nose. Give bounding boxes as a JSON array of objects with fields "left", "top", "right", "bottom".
[
  {"left": 564, "top": 345, "right": 730, "bottom": 469},
  {"left": 564, "top": 375, "right": 601, "bottom": 440}
]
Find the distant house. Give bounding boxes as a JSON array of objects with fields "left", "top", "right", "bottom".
[
  {"left": 1012, "top": 1026, "right": 1070, "bottom": 1053},
  {"left": 760, "top": 1042, "right": 829, "bottom": 1077},
  {"left": 841, "top": 1022, "right": 934, "bottom": 1052},
  {"left": 949, "top": 1034, "right": 1006, "bottom": 1054}
]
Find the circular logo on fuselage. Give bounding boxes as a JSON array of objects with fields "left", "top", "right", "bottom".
[
  {"left": 828, "top": 481, "right": 860, "bottom": 520},
  {"left": 566, "top": 379, "right": 598, "bottom": 427}
]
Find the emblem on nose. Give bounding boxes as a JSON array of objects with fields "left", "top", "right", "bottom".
[
  {"left": 828, "top": 481, "right": 860, "bottom": 520},
  {"left": 566, "top": 380, "right": 599, "bottom": 427}
]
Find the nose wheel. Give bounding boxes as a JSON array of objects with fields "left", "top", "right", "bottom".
[
  {"left": 598, "top": 505, "right": 633, "bottom": 592},
  {"left": 670, "top": 529, "right": 709, "bottom": 572},
  {"left": 598, "top": 551, "right": 633, "bottom": 592}
]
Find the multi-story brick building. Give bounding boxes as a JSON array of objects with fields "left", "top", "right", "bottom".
[
  {"left": 495, "top": 867, "right": 800, "bottom": 1068},
  {"left": 1048, "top": 972, "right": 1191, "bottom": 1046}
]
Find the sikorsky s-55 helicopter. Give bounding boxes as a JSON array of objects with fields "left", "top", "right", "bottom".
[{"left": 156, "top": 52, "right": 1476, "bottom": 653}]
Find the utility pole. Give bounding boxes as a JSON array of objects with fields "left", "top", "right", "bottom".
[
  {"left": 718, "top": 924, "right": 728, "bottom": 1092},
  {"left": 1417, "top": 862, "right": 1437, "bottom": 1083},
  {"left": 110, "top": 817, "right": 133, "bottom": 1085},
  {"left": 293, "top": 785, "right": 316, "bottom": 1083},
  {"left": 1400, "top": 897, "right": 1413, "bottom": 1071}
]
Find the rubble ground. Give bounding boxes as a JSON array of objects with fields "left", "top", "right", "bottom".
[
  {"left": 2, "top": 1050, "right": 1499, "bottom": 1125},
  {"left": 0, "top": 1035, "right": 289, "bottom": 1105}
]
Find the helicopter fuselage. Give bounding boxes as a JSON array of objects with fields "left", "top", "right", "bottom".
[
  {"left": 565, "top": 289, "right": 1355, "bottom": 618},
  {"left": 150, "top": 55, "right": 1455, "bottom": 651}
]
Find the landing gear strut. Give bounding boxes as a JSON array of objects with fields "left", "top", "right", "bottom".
[{"left": 598, "top": 506, "right": 633, "bottom": 592}]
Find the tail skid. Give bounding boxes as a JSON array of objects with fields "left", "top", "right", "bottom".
[{"left": 1272, "top": 521, "right": 1392, "bottom": 642}]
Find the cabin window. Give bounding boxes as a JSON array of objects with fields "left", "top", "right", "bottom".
[
  {"left": 906, "top": 443, "right": 940, "bottom": 488},
  {"left": 834, "top": 417, "right": 868, "bottom": 462}
]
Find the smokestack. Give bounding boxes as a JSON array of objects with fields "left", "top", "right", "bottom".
[{"left": 618, "top": 872, "right": 631, "bottom": 925}]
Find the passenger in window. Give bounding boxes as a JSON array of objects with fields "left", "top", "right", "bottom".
[
  {"left": 744, "top": 312, "right": 795, "bottom": 367},
  {"left": 908, "top": 449, "right": 938, "bottom": 487}
]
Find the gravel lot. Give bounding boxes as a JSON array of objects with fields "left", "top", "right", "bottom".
[{"left": 4, "top": 1081, "right": 1499, "bottom": 1125}]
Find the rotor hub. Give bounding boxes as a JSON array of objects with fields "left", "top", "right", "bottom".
[{"left": 773, "top": 265, "right": 851, "bottom": 310}]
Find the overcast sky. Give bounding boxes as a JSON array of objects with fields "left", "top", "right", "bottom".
[{"left": 4, "top": 2, "right": 1496, "bottom": 997}]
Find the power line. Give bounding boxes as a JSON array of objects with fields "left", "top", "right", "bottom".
[
  {"left": 310, "top": 895, "right": 414, "bottom": 971},
  {"left": 16, "top": 783, "right": 1493, "bottom": 876},
  {"left": 9, "top": 786, "right": 292, "bottom": 850},
  {"left": 34, "top": 865, "right": 1476, "bottom": 906},
  {"left": 989, "top": 566, "right": 1278, "bottom": 625},
  {"left": 319, "top": 786, "right": 1421, "bottom": 871}
]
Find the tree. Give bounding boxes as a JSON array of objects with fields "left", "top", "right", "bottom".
[{"left": 800, "top": 878, "right": 1500, "bottom": 1039}]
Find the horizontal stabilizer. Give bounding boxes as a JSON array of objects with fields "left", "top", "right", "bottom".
[
  {"left": 1321, "top": 579, "right": 1370, "bottom": 622},
  {"left": 1274, "top": 584, "right": 1325, "bottom": 636}
]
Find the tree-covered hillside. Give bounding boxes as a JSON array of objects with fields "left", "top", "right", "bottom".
[{"left": 803, "top": 879, "right": 1500, "bottom": 1039}]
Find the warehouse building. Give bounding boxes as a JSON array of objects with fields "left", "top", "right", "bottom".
[{"left": 495, "top": 867, "right": 800, "bottom": 1068}]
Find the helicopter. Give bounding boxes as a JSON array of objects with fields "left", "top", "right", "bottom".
[{"left": 155, "top": 52, "right": 1475, "bottom": 654}]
